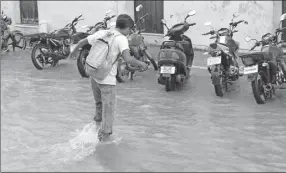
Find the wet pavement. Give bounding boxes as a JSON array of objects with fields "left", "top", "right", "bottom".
[{"left": 1, "top": 49, "right": 286, "bottom": 172}]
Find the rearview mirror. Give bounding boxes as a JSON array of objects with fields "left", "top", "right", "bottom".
[
  {"left": 244, "top": 36, "right": 251, "bottom": 42},
  {"left": 188, "top": 10, "right": 196, "bottom": 16},
  {"left": 81, "top": 25, "right": 89, "bottom": 29},
  {"left": 204, "top": 21, "right": 212, "bottom": 26},
  {"left": 136, "top": 4, "right": 143, "bottom": 12},
  {"left": 280, "top": 13, "right": 286, "bottom": 21},
  {"left": 161, "top": 19, "right": 166, "bottom": 24},
  {"left": 106, "top": 10, "right": 111, "bottom": 15},
  {"left": 233, "top": 12, "right": 240, "bottom": 18}
]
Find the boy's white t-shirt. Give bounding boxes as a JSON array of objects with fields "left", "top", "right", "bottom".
[{"left": 87, "top": 29, "right": 130, "bottom": 85}]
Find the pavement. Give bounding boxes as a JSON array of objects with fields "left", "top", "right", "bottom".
[{"left": 1, "top": 48, "right": 286, "bottom": 172}]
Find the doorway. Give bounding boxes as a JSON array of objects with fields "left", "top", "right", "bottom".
[{"left": 134, "top": 0, "right": 164, "bottom": 34}]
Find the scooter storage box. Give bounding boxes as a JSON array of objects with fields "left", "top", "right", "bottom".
[{"left": 240, "top": 52, "right": 271, "bottom": 66}]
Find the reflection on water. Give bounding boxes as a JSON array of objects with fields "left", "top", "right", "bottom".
[{"left": 1, "top": 53, "right": 286, "bottom": 171}]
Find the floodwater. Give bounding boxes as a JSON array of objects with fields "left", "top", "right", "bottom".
[{"left": 1, "top": 50, "right": 286, "bottom": 172}]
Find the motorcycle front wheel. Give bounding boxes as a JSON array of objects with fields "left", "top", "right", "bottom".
[
  {"left": 251, "top": 73, "right": 268, "bottom": 104},
  {"left": 212, "top": 66, "right": 228, "bottom": 97}
]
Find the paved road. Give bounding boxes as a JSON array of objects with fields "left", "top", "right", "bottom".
[{"left": 1, "top": 49, "right": 286, "bottom": 172}]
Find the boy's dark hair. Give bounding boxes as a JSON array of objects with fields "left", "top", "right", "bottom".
[{"left": 116, "top": 14, "right": 134, "bottom": 29}]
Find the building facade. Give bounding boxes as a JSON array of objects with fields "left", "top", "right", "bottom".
[{"left": 1, "top": 0, "right": 285, "bottom": 50}]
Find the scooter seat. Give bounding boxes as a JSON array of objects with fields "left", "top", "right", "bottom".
[{"left": 161, "top": 41, "right": 184, "bottom": 52}]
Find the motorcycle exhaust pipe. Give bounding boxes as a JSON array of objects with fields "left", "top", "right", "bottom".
[{"left": 44, "top": 52, "right": 66, "bottom": 61}]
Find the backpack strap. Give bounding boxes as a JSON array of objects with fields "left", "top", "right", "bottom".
[{"left": 103, "top": 31, "right": 123, "bottom": 66}]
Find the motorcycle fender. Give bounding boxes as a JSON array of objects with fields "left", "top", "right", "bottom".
[
  {"left": 11, "top": 30, "right": 22, "bottom": 34},
  {"left": 247, "top": 73, "right": 257, "bottom": 82},
  {"left": 210, "top": 65, "right": 221, "bottom": 85}
]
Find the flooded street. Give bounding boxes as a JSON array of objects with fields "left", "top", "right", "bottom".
[{"left": 1, "top": 50, "right": 286, "bottom": 172}]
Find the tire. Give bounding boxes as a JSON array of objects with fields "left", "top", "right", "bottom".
[
  {"left": 165, "top": 75, "right": 175, "bottom": 92},
  {"left": 8, "top": 32, "right": 27, "bottom": 51},
  {"left": 143, "top": 50, "right": 158, "bottom": 71},
  {"left": 214, "top": 84, "right": 224, "bottom": 97},
  {"left": 31, "top": 44, "right": 48, "bottom": 70},
  {"left": 77, "top": 49, "right": 89, "bottom": 78},
  {"left": 251, "top": 74, "right": 266, "bottom": 104},
  {"left": 212, "top": 68, "right": 227, "bottom": 97}
]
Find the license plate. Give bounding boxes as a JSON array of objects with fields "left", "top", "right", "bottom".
[
  {"left": 160, "top": 66, "right": 176, "bottom": 74},
  {"left": 218, "top": 36, "right": 227, "bottom": 44},
  {"left": 243, "top": 65, "right": 258, "bottom": 75},
  {"left": 207, "top": 56, "right": 221, "bottom": 66}
]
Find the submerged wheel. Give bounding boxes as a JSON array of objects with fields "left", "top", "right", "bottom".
[
  {"left": 251, "top": 74, "right": 266, "bottom": 104},
  {"left": 165, "top": 75, "right": 176, "bottom": 92},
  {"left": 31, "top": 44, "right": 54, "bottom": 70},
  {"left": 77, "top": 49, "right": 89, "bottom": 78}
]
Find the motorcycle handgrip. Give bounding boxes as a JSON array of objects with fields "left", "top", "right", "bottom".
[
  {"left": 78, "top": 14, "right": 83, "bottom": 19},
  {"left": 111, "top": 15, "right": 116, "bottom": 19},
  {"left": 233, "top": 30, "right": 238, "bottom": 33},
  {"left": 189, "top": 23, "right": 196, "bottom": 26},
  {"left": 202, "top": 31, "right": 210, "bottom": 36}
]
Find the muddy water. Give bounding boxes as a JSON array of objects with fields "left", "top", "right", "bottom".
[{"left": 1, "top": 51, "right": 286, "bottom": 171}]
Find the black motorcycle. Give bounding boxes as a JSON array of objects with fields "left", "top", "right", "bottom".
[
  {"left": 240, "top": 13, "right": 286, "bottom": 104},
  {"left": 117, "top": 4, "right": 158, "bottom": 81},
  {"left": 202, "top": 12, "right": 248, "bottom": 97},
  {"left": 1, "top": 11, "right": 26, "bottom": 52},
  {"left": 157, "top": 10, "right": 196, "bottom": 92},
  {"left": 26, "top": 14, "right": 84, "bottom": 70},
  {"left": 76, "top": 11, "right": 116, "bottom": 78}
]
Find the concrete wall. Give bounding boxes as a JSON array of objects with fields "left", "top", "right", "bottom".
[
  {"left": 163, "top": 1, "right": 276, "bottom": 50},
  {"left": 1, "top": 0, "right": 283, "bottom": 50}
]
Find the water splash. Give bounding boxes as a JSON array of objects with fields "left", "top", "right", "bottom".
[{"left": 47, "top": 122, "right": 100, "bottom": 163}]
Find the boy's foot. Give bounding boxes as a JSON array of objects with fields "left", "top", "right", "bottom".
[{"left": 98, "top": 130, "right": 113, "bottom": 142}]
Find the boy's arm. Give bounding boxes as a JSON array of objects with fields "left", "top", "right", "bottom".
[
  {"left": 118, "top": 36, "right": 147, "bottom": 68},
  {"left": 68, "top": 34, "right": 97, "bottom": 59}
]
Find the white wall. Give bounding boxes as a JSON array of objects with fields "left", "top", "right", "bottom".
[
  {"left": 164, "top": 1, "right": 275, "bottom": 50},
  {"left": 2, "top": 0, "right": 283, "bottom": 50}
]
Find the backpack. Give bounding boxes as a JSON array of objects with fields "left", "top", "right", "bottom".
[{"left": 85, "top": 30, "right": 121, "bottom": 80}]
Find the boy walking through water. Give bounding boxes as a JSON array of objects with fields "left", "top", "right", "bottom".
[{"left": 69, "top": 14, "right": 148, "bottom": 141}]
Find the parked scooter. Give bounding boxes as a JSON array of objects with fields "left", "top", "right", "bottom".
[
  {"left": 117, "top": 4, "right": 158, "bottom": 81},
  {"left": 76, "top": 10, "right": 116, "bottom": 78},
  {"left": 202, "top": 12, "right": 248, "bottom": 97},
  {"left": 240, "top": 13, "right": 286, "bottom": 104},
  {"left": 157, "top": 10, "right": 196, "bottom": 91}
]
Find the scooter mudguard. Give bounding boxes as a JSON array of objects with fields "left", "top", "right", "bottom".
[{"left": 210, "top": 65, "right": 221, "bottom": 85}]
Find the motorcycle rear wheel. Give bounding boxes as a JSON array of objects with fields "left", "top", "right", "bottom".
[
  {"left": 165, "top": 75, "right": 176, "bottom": 92},
  {"left": 31, "top": 44, "right": 56, "bottom": 70},
  {"left": 77, "top": 49, "right": 89, "bottom": 78}
]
